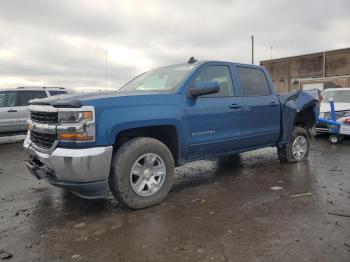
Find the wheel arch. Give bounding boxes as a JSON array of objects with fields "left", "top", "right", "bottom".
[
  {"left": 293, "top": 105, "right": 317, "bottom": 129},
  {"left": 113, "top": 125, "right": 181, "bottom": 166}
]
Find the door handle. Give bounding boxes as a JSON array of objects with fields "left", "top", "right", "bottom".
[
  {"left": 229, "top": 104, "right": 241, "bottom": 109},
  {"left": 7, "top": 109, "right": 17, "bottom": 113},
  {"left": 269, "top": 102, "right": 278, "bottom": 107}
]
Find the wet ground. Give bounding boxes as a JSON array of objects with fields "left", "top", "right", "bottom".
[{"left": 0, "top": 137, "right": 350, "bottom": 262}]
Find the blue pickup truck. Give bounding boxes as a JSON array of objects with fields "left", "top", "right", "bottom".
[{"left": 24, "top": 60, "right": 319, "bottom": 209}]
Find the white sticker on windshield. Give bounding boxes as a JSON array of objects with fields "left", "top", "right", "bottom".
[{"left": 174, "top": 66, "right": 194, "bottom": 71}]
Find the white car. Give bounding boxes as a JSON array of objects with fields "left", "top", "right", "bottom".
[
  {"left": 317, "top": 87, "right": 350, "bottom": 133},
  {"left": 0, "top": 87, "right": 68, "bottom": 133}
]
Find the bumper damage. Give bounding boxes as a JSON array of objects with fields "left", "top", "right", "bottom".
[{"left": 23, "top": 136, "right": 113, "bottom": 199}]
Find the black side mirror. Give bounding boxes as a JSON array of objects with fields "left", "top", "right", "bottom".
[{"left": 188, "top": 81, "right": 220, "bottom": 97}]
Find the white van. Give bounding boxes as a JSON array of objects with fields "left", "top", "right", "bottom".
[{"left": 0, "top": 87, "right": 68, "bottom": 133}]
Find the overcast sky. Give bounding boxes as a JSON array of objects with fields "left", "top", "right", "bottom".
[{"left": 0, "top": 0, "right": 349, "bottom": 91}]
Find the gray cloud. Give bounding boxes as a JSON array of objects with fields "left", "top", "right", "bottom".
[{"left": 0, "top": 0, "right": 349, "bottom": 90}]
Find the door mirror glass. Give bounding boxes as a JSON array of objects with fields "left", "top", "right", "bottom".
[{"left": 188, "top": 81, "right": 220, "bottom": 97}]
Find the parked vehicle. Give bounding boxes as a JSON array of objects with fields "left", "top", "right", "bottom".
[
  {"left": 0, "top": 87, "right": 68, "bottom": 133},
  {"left": 316, "top": 88, "right": 350, "bottom": 133},
  {"left": 318, "top": 98, "right": 350, "bottom": 144},
  {"left": 23, "top": 60, "right": 319, "bottom": 209}
]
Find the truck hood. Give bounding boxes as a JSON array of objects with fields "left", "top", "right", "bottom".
[
  {"left": 320, "top": 102, "right": 350, "bottom": 113},
  {"left": 29, "top": 90, "right": 160, "bottom": 108}
]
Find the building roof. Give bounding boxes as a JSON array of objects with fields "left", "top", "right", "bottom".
[{"left": 261, "top": 47, "right": 350, "bottom": 64}]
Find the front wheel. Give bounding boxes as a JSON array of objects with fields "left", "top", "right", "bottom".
[
  {"left": 109, "top": 137, "right": 175, "bottom": 209},
  {"left": 278, "top": 127, "right": 310, "bottom": 163}
]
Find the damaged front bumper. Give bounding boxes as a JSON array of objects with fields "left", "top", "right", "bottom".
[{"left": 23, "top": 136, "right": 113, "bottom": 199}]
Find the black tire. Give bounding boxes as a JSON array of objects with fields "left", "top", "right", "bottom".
[
  {"left": 277, "top": 127, "right": 310, "bottom": 163},
  {"left": 329, "top": 134, "right": 339, "bottom": 144},
  {"left": 108, "top": 137, "right": 175, "bottom": 209}
]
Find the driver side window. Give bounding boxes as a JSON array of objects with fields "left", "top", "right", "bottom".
[{"left": 195, "top": 65, "right": 234, "bottom": 97}]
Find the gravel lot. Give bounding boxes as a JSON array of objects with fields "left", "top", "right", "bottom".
[{"left": 0, "top": 137, "right": 349, "bottom": 261}]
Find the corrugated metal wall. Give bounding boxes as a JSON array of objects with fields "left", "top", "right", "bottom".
[{"left": 260, "top": 48, "right": 350, "bottom": 93}]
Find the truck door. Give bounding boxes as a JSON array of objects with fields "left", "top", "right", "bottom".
[
  {"left": 185, "top": 65, "right": 245, "bottom": 159},
  {"left": 0, "top": 90, "right": 47, "bottom": 133},
  {"left": 0, "top": 91, "right": 24, "bottom": 132},
  {"left": 236, "top": 66, "right": 281, "bottom": 147}
]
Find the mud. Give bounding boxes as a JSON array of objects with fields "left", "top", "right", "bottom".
[{"left": 0, "top": 137, "right": 349, "bottom": 261}]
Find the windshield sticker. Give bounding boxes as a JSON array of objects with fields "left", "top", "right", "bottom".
[{"left": 174, "top": 66, "right": 194, "bottom": 71}]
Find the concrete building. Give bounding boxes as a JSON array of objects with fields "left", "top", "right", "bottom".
[{"left": 260, "top": 47, "right": 350, "bottom": 93}]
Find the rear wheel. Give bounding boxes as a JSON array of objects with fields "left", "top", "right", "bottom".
[
  {"left": 278, "top": 127, "right": 310, "bottom": 163},
  {"left": 109, "top": 137, "right": 175, "bottom": 209}
]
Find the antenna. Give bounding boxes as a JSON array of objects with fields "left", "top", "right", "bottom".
[
  {"left": 105, "top": 49, "right": 108, "bottom": 93},
  {"left": 188, "top": 56, "right": 197, "bottom": 64}
]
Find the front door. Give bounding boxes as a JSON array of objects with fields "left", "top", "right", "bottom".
[
  {"left": 0, "top": 90, "right": 48, "bottom": 133},
  {"left": 185, "top": 65, "right": 245, "bottom": 159},
  {"left": 0, "top": 91, "right": 24, "bottom": 132}
]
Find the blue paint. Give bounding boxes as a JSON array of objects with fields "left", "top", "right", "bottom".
[
  {"left": 330, "top": 98, "right": 337, "bottom": 121},
  {"left": 57, "top": 61, "right": 319, "bottom": 162},
  {"left": 317, "top": 98, "right": 342, "bottom": 135}
]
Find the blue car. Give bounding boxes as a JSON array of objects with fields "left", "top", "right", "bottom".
[{"left": 24, "top": 59, "right": 319, "bottom": 209}]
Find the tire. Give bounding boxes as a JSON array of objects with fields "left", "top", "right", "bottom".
[
  {"left": 329, "top": 134, "right": 339, "bottom": 144},
  {"left": 109, "top": 137, "right": 175, "bottom": 209},
  {"left": 277, "top": 127, "right": 310, "bottom": 163}
]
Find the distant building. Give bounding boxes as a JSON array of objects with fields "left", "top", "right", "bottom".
[{"left": 260, "top": 47, "right": 350, "bottom": 93}]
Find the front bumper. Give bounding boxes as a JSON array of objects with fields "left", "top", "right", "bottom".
[{"left": 23, "top": 136, "right": 113, "bottom": 199}]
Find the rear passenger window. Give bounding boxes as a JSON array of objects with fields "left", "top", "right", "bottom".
[
  {"left": 49, "top": 90, "right": 67, "bottom": 96},
  {"left": 17, "top": 91, "right": 47, "bottom": 106},
  {"left": 237, "top": 67, "right": 270, "bottom": 96},
  {"left": 195, "top": 66, "right": 234, "bottom": 97}
]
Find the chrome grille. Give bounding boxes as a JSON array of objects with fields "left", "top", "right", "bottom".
[
  {"left": 30, "top": 111, "right": 58, "bottom": 124},
  {"left": 30, "top": 131, "right": 57, "bottom": 149}
]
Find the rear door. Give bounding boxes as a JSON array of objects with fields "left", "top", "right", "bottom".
[
  {"left": 185, "top": 64, "right": 245, "bottom": 159},
  {"left": 235, "top": 66, "right": 281, "bottom": 147}
]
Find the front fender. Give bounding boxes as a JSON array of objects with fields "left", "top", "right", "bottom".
[
  {"left": 95, "top": 103, "right": 186, "bottom": 149},
  {"left": 278, "top": 91, "right": 320, "bottom": 144}
]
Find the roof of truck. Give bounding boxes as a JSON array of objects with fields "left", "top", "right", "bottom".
[
  {"left": 0, "top": 86, "right": 66, "bottom": 91},
  {"left": 16, "top": 86, "right": 65, "bottom": 90}
]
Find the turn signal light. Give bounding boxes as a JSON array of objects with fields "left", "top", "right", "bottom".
[
  {"left": 344, "top": 118, "right": 350, "bottom": 125},
  {"left": 58, "top": 133, "right": 94, "bottom": 141}
]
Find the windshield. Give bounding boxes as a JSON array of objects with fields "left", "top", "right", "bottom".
[
  {"left": 323, "top": 90, "right": 350, "bottom": 103},
  {"left": 120, "top": 64, "right": 195, "bottom": 92}
]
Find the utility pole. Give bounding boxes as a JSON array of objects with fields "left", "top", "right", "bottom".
[
  {"left": 105, "top": 49, "right": 108, "bottom": 93},
  {"left": 270, "top": 45, "right": 273, "bottom": 59},
  {"left": 250, "top": 35, "right": 254, "bottom": 64}
]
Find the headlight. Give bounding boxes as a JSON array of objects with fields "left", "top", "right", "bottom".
[
  {"left": 57, "top": 108, "right": 95, "bottom": 142},
  {"left": 58, "top": 111, "right": 93, "bottom": 124}
]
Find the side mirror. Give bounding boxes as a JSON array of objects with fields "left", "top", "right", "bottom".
[{"left": 188, "top": 81, "right": 220, "bottom": 97}]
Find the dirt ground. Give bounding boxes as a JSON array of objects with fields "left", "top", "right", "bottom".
[{"left": 0, "top": 137, "right": 349, "bottom": 262}]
